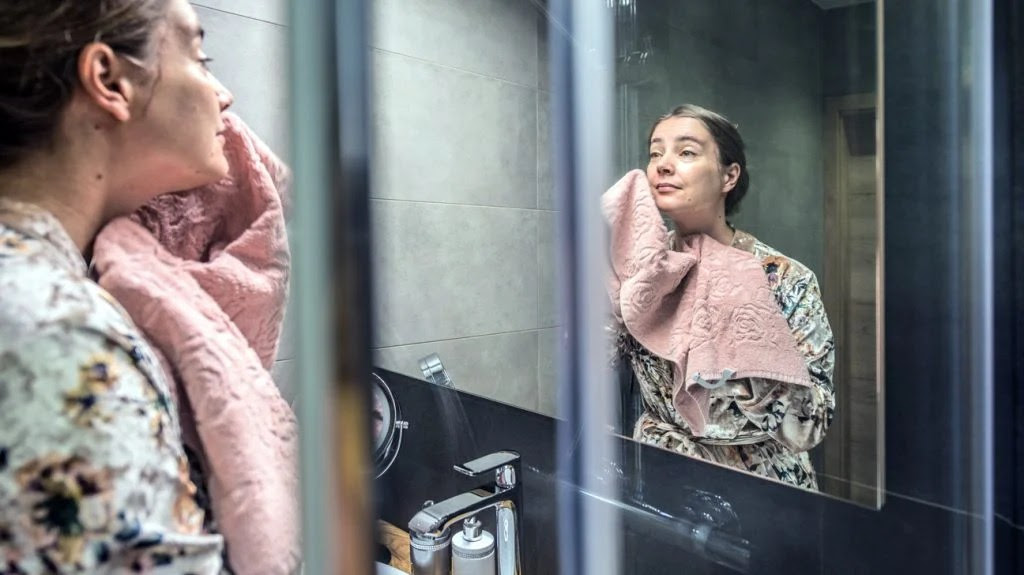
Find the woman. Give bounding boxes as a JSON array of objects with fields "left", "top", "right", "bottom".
[
  {"left": 615, "top": 104, "right": 836, "bottom": 489},
  {"left": 0, "top": 1, "right": 236, "bottom": 571}
]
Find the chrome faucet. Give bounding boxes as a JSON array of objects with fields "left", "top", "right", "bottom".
[
  {"left": 419, "top": 353, "right": 455, "bottom": 388},
  {"left": 408, "top": 451, "right": 522, "bottom": 575}
]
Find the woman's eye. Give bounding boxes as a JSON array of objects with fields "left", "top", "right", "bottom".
[
  {"left": 648, "top": 151, "right": 662, "bottom": 159},
  {"left": 680, "top": 150, "right": 696, "bottom": 158},
  {"left": 198, "top": 56, "right": 214, "bottom": 70}
]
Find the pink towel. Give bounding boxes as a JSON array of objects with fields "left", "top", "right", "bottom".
[
  {"left": 92, "top": 112, "right": 300, "bottom": 575},
  {"left": 603, "top": 170, "right": 813, "bottom": 435}
]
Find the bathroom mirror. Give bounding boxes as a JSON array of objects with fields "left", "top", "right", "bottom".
[
  {"left": 369, "top": 0, "right": 883, "bottom": 507},
  {"left": 371, "top": 372, "right": 408, "bottom": 479}
]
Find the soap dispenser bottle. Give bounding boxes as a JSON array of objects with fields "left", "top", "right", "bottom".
[{"left": 451, "top": 516, "right": 496, "bottom": 575}]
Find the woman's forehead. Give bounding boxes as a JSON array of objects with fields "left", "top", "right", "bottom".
[
  {"left": 165, "top": 0, "right": 203, "bottom": 45},
  {"left": 651, "top": 117, "right": 712, "bottom": 145},
  {"left": 654, "top": 117, "right": 708, "bottom": 137}
]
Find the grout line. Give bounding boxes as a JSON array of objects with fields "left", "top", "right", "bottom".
[
  {"left": 536, "top": 91, "right": 542, "bottom": 211},
  {"left": 536, "top": 328, "right": 544, "bottom": 414},
  {"left": 536, "top": 327, "right": 544, "bottom": 411},
  {"left": 883, "top": 490, "right": 987, "bottom": 520},
  {"left": 814, "top": 470, "right": 1001, "bottom": 521},
  {"left": 374, "top": 327, "right": 545, "bottom": 350},
  {"left": 370, "top": 196, "right": 557, "bottom": 213},
  {"left": 191, "top": 3, "right": 286, "bottom": 28},
  {"left": 371, "top": 47, "right": 540, "bottom": 91},
  {"left": 536, "top": 211, "right": 541, "bottom": 338},
  {"left": 995, "top": 513, "right": 1024, "bottom": 533}
]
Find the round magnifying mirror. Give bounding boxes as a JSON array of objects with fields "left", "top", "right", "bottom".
[{"left": 371, "top": 372, "right": 408, "bottom": 478}]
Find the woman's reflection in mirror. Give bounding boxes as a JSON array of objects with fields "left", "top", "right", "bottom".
[{"left": 612, "top": 104, "right": 836, "bottom": 490}]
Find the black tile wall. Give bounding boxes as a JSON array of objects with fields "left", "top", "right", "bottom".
[
  {"left": 995, "top": 0, "right": 1024, "bottom": 547},
  {"left": 881, "top": 0, "right": 983, "bottom": 515},
  {"left": 375, "top": 370, "right": 997, "bottom": 574}
]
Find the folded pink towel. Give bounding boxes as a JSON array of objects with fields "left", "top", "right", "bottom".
[
  {"left": 92, "top": 112, "right": 300, "bottom": 575},
  {"left": 602, "top": 170, "right": 813, "bottom": 435}
]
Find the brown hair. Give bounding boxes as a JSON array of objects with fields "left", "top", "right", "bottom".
[
  {"left": 648, "top": 104, "right": 750, "bottom": 216},
  {"left": 0, "top": 1, "right": 169, "bottom": 169}
]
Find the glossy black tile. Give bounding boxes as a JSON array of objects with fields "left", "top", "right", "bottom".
[
  {"left": 995, "top": 518, "right": 1023, "bottom": 575},
  {"left": 376, "top": 366, "right": 1019, "bottom": 574},
  {"left": 374, "top": 370, "right": 560, "bottom": 575},
  {"left": 995, "top": 0, "right": 1024, "bottom": 533},
  {"left": 881, "top": 0, "right": 987, "bottom": 514},
  {"left": 823, "top": 495, "right": 981, "bottom": 575}
]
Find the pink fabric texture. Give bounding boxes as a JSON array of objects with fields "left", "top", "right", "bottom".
[
  {"left": 92, "top": 112, "right": 299, "bottom": 575},
  {"left": 602, "top": 170, "right": 813, "bottom": 435}
]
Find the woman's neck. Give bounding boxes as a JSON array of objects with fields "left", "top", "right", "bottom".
[
  {"left": 673, "top": 213, "right": 735, "bottom": 247},
  {"left": 0, "top": 153, "right": 108, "bottom": 256}
]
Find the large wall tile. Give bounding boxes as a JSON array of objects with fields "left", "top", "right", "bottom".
[
  {"left": 637, "top": 0, "right": 824, "bottom": 266},
  {"left": 195, "top": 7, "right": 289, "bottom": 158},
  {"left": 372, "top": 201, "right": 538, "bottom": 347},
  {"left": 371, "top": 0, "right": 539, "bottom": 87},
  {"left": 537, "top": 210, "right": 558, "bottom": 328},
  {"left": 374, "top": 331, "right": 540, "bottom": 412},
  {"left": 660, "top": 0, "right": 758, "bottom": 61},
  {"left": 371, "top": 51, "right": 538, "bottom": 209},
  {"left": 657, "top": 29, "right": 728, "bottom": 112},
  {"left": 271, "top": 359, "right": 296, "bottom": 408},
  {"left": 822, "top": 3, "right": 878, "bottom": 97},
  {"left": 537, "top": 10, "right": 551, "bottom": 93},
  {"left": 756, "top": 0, "right": 823, "bottom": 72},
  {"left": 276, "top": 286, "right": 297, "bottom": 361},
  {"left": 537, "top": 327, "right": 560, "bottom": 417},
  {"left": 537, "top": 91, "right": 554, "bottom": 210},
  {"left": 198, "top": 6, "right": 293, "bottom": 362},
  {"left": 192, "top": 0, "right": 286, "bottom": 26}
]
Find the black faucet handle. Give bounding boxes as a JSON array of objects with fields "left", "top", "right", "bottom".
[{"left": 454, "top": 450, "right": 521, "bottom": 478}]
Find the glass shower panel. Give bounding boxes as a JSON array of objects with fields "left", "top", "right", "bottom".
[{"left": 284, "top": 0, "right": 1010, "bottom": 573}]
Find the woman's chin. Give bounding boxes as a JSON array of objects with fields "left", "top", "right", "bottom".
[
  {"left": 211, "top": 156, "right": 231, "bottom": 180},
  {"left": 170, "top": 160, "right": 230, "bottom": 193},
  {"left": 194, "top": 155, "right": 231, "bottom": 187},
  {"left": 654, "top": 197, "right": 685, "bottom": 215}
]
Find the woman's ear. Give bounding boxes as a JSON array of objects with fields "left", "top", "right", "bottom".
[
  {"left": 76, "top": 43, "right": 136, "bottom": 123},
  {"left": 721, "top": 162, "right": 741, "bottom": 194}
]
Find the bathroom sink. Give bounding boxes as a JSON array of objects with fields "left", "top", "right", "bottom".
[{"left": 376, "top": 562, "right": 406, "bottom": 575}]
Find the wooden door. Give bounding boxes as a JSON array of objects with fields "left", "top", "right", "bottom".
[{"left": 821, "top": 94, "right": 881, "bottom": 507}]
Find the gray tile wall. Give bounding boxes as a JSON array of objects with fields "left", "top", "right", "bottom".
[
  {"left": 192, "top": 2, "right": 296, "bottom": 404},
  {"left": 822, "top": 3, "right": 877, "bottom": 98},
  {"left": 627, "top": 0, "right": 826, "bottom": 278},
  {"left": 370, "top": 0, "right": 558, "bottom": 415}
]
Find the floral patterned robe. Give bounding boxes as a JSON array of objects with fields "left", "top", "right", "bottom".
[
  {"left": 0, "top": 199, "right": 225, "bottom": 573},
  {"left": 615, "top": 229, "right": 836, "bottom": 490}
]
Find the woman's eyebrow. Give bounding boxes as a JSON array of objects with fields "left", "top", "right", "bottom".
[
  {"left": 673, "top": 135, "right": 703, "bottom": 145},
  {"left": 649, "top": 135, "right": 704, "bottom": 146},
  {"left": 176, "top": 22, "right": 205, "bottom": 43}
]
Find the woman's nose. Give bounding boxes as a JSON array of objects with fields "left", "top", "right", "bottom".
[
  {"left": 657, "top": 158, "right": 672, "bottom": 174},
  {"left": 214, "top": 76, "right": 234, "bottom": 111}
]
